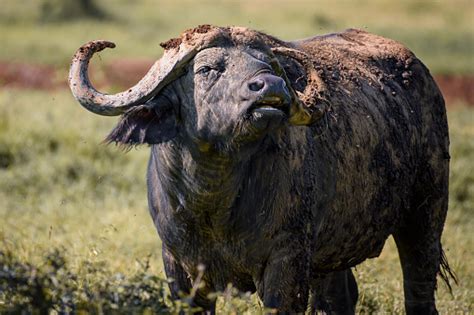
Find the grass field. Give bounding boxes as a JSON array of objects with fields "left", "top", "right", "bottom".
[
  {"left": 1, "top": 91, "right": 472, "bottom": 313},
  {"left": 1, "top": 0, "right": 473, "bottom": 313}
]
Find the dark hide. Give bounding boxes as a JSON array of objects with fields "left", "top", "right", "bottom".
[{"left": 96, "top": 28, "right": 451, "bottom": 314}]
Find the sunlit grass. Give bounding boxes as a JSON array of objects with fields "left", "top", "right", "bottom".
[{"left": 0, "top": 90, "right": 157, "bottom": 275}]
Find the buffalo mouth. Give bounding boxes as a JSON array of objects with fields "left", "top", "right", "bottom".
[{"left": 248, "top": 95, "right": 290, "bottom": 117}]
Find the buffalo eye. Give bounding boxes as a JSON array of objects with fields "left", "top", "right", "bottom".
[
  {"left": 196, "top": 66, "right": 214, "bottom": 76},
  {"left": 195, "top": 63, "right": 224, "bottom": 78}
]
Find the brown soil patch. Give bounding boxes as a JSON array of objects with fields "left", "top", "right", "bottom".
[
  {"left": 434, "top": 74, "right": 474, "bottom": 106},
  {"left": 0, "top": 61, "right": 59, "bottom": 90},
  {"left": 100, "top": 58, "right": 155, "bottom": 89},
  {"left": 1, "top": 59, "right": 473, "bottom": 107}
]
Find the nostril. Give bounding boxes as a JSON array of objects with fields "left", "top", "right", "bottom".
[{"left": 248, "top": 79, "right": 265, "bottom": 92}]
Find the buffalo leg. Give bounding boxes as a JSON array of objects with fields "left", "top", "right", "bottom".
[
  {"left": 257, "top": 249, "right": 309, "bottom": 313},
  {"left": 394, "top": 221, "right": 444, "bottom": 315},
  {"left": 394, "top": 228, "right": 441, "bottom": 315},
  {"left": 162, "top": 246, "right": 216, "bottom": 314},
  {"left": 393, "top": 177, "right": 449, "bottom": 315},
  {"left": 310, "top": 269, "right": 358, "bottom": 315}
]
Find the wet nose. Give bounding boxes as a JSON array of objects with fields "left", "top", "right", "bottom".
[
  {"left": 246, "top": 74, "right": 290, "bottom": 101},
  {"left": 248, "top": 79, "right": 265, "bottom": 92}
]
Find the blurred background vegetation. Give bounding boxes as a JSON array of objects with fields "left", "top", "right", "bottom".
[
  {"left": 1, "top": 0, "right": 473, "bottom": 73},
  {"left": 0, "top": 0, "right": 473, "bottom": 313}
]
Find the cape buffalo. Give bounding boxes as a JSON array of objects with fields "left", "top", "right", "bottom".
[{"left": 69, "top": 25, "right": 453, "bottom": 314}]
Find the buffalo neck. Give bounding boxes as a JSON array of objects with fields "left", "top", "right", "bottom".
[
  {"left": 151, "top": 140, "right": 247, "bottom": 220},
  {"left": 150, "top": 129, "right": 306, "bottom": 236}
]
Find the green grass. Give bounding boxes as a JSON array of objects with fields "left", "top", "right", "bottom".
[
  {"left": 0, "top": 88, "right": 473, "bottom": 313},
  {"left": 0, "top": 0, "right": 473, "bottom": 74},
  {"left": 0, "top": 90, "right": 154, "bottom": 275}
]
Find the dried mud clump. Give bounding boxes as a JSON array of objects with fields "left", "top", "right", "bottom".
[
  {"left": 160, "top": 37, "right": 183, "bottom": 50},
  {"left": 188, "top": 24, "right": 213, "bottom": 35},
  {"left": 160, "top": 24, "right": 214, "bottom": 50},
  {"left": 77, "top": 40, "right": 116, "bottom": 59}
]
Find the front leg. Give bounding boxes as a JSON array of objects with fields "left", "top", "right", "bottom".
[
  {"left": 257, "top": 248, "right": 310, "bottom": 313},
  {"left": 162, "top": 246, "right": 216, "bottom": 314},
  {"left": 310, "top": 269, "right": 358, "bottom": 315},
  {"left": 162, "top": 245, "right": 192, "bottom": 300}
]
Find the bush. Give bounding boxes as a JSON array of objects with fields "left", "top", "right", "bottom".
[
  {"left": 0, "top": 248, "right": 172, "bottom": 313},
  {"left": 39, "top": 0, "right": 108, "bottom": 22},
  {"left": 0, "top": 247, "right": 263, "bottom": 314}
]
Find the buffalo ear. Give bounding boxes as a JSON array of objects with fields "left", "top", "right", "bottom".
[
  {"left": 274, "top": 53, "right": 307, "bottom": 94},
  {"left": 105, "top": 104, "right": 178, "bottom": 146}
]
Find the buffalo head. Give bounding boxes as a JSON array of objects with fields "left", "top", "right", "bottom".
[{"left": 69, "top": 25, "right": 326, "bottom": 154}]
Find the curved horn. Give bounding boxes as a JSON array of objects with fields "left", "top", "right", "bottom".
[
  {"left": 69, "top": 40, "right": 198, "bottom": 116},
  {"left": 271, "top": 47, "right": 328, "bottom": 123}
]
